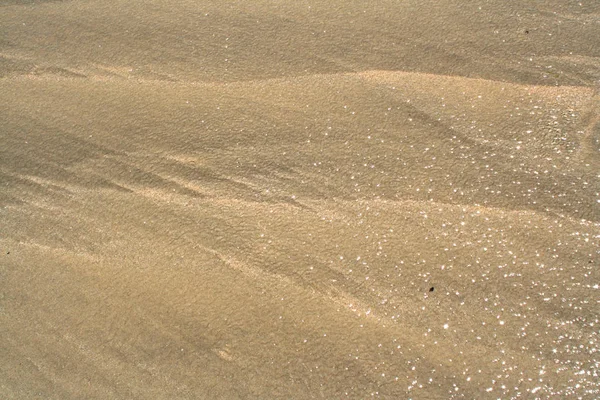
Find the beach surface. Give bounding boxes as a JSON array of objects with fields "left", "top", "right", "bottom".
[{"left": 1, "top": 1, "right": 599, "bottom": 398}]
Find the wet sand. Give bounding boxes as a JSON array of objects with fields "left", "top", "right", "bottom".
[{"left": 1, "top": 1, "right": 599, "bottom": 398}]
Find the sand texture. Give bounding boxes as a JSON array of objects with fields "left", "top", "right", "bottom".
[{"left": 1, "top": 1, "right": 599, "bottom": 398}]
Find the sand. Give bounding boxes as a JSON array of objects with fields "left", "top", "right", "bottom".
[{"left": 1, "top": 0, "right": 599, "bottom": 398}]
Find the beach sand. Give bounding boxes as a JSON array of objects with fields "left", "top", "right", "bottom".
[{"left": 1, "top": 1, "right": 599, "bottom": 398}]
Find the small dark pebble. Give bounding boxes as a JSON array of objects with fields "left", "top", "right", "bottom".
[
  {"left": 6, "top": 251, "right": 9, "bottom": 255},
  {"left": 525, "top": 30, "right": 529, "bottom": 34},
  {"left": 429, "top": 287, "right": 434, "bottom": 292}
]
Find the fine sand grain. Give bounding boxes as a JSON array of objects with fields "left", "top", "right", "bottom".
[{"left": 1, "top": 1, "right": 599, "bottom": 398}]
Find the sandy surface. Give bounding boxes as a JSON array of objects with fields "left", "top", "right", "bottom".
[{"left": 1, "top": 1, "right": 599, "bottom": 398}]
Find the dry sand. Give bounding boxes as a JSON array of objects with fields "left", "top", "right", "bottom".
[{"left": 1, "top": 1, "right": 599, "bottom": 398}]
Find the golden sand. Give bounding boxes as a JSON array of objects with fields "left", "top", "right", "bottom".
[{"left": 1, "top": 1, "right": 599, "bottom": 398}]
